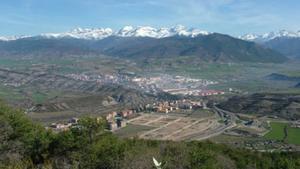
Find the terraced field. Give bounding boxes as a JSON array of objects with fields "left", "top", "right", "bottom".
[{"left": 122, "top": 112, "right": 224, "bottom": 141}]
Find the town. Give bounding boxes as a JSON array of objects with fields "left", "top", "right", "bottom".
[{"left": 66, "top": 72, "right": 221, "bottom": 96}]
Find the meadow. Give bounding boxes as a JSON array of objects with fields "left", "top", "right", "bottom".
[
  {"left": 264, "top": 122, "right": 300, "bottom": 145},
  {"left": 264, "top": 122, "right": 287, "bottom": 141}
]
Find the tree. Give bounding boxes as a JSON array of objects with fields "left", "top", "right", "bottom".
[{"left": 76, "top": 117, "right": 107, "bottom": 143}]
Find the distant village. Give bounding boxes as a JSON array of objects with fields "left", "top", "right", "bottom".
[{"left": 65, "top": 73, "right": 225, "bottom": 96}]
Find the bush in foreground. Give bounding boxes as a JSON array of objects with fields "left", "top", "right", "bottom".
[{"left": 0, "top": 102, "right": 300, "bottom": 169}]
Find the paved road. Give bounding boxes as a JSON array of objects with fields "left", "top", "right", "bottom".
[
  {"left": 187, "top": 105, "right": 237, "bottom": 141},
  {"left": 129, "top": 106, "right": 238, "bottom": 141}
]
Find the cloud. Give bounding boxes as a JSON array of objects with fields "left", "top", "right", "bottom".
[{"left": 135, "top": 0, "right": 292, "bottom": 34}]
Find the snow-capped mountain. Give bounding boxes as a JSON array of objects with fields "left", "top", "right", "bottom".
[
  {"left": 115, "top": 25, "right": 210, "bottom": 38},
  {"left": 0, "top": 35, "right": 30, "bottom": 41},
  {"left": 40, "top": 28, "right": 114, "bottom": 40},
  {"left": 0, "top": 25, "right": 211, "bottom": 41},
  {"left": 239, "top": 30, "right": 300, "bottom": 42}
]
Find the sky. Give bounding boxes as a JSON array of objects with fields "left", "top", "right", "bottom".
[{"left": 0, "top": 0, "right": 300, "bottom": 36}]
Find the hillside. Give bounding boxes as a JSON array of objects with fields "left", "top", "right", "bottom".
[
  {"left": 0, "top": 34, "right": 288, "bottom": 63},
  {"left": 1, "top": 102, "right": 300, "bottom": 169},
  {"left": 218, "top": 93, "right": 300, "bottom": 120},
  {"left": 30, "top": 84, "right": 160, "bottom": 114},
  {"left": 240, "top": 30, "right": 300, "bottom": 60},
  {"left": 99, "top": 34, "right": 287, "bottom": 63},
  {"left": 265, "top": 37, "right": 300, "bottom": 59},
  {"left": 265, "top": 73, "right": 300, "bottom": 81}
]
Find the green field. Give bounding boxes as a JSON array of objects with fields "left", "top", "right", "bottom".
[
  {"left": 264, "top": 122, "right": 287, "bottom": 141},
  {"left": 114, "top": 124, "right": 155, "bottom": 138},
  {"left": 264, "top": 122, "right": 300, "bottom": 145},
  {"left": 286, "top": 126, "right": 300, "bottom": 145}
]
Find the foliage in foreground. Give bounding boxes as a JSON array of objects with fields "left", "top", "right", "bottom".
[{"left": 0, "top": 102, "right": 300, "bottom": 169}]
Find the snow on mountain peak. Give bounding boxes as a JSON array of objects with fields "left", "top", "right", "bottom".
[
  {"left": 240, "top": 30, "right": 300, "bottom": 42},
  {"left": 41, "top": 27, "right": 113, "bottom": 40},
  {"left": 116, "top": 26, "right": 159, "bottom": 38},
  {"left": 173, "top": 25, "right": 185, "bottom": 31},
  {"left": 0, "top": 25, "right": 211, "bottom": 41},
  {"left": 117, "top": 26, "right": 135, "bottom": 37},
  {"left": 0, "top": 35, "right": 29, "bottom": 41},
  {"left": 114, "top": 25, "right": 210, "bottom": 38}
]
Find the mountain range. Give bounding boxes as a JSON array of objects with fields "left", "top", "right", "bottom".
[
  {"left": 0, "top": 25, "right": 210, "bottom": 41},
  {"left": 240, "top": 30, "right": 300, "bottom": 59},
  {"left": 0, "top": 26, "right": 290, "bottom": 63},
  {"left": 1, "top": 26, "right": 299, "bottom": 42},
  {"left": 240, "top": 30, "right": 300, "bottom": 42}
]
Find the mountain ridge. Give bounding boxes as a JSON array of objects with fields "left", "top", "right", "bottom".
[
  {"left": 0, "top": 33, "right": 288, "bottom": 63},
  {"left": 0, "top": 25, "right": 210, "bottom": 41},
  {"left": 96, "top": 33, "right": 287, "bottom": 63},
  {"left": 239, "top": 30, "right": 300, "bottom": 59},
  {"left": 239, "top": 30, "right": 300, "bottom": 42},
  {"left": 2, "top": 27, "right": 300, "bottom": 43}
]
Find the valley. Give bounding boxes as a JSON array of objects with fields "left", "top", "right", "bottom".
[
  {"left": 1, "top": 0, "right": 300, "bottom": 168},
  {"left": 0, "top": 53, "right": 300, "bottom": 152}
]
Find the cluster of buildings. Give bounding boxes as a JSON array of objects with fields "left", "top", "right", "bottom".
[
  {"left": 198, "top": 90, "right": 225, "bottom": 96},
  {"left": 131, "top": 75, "right": 224, "bottom": 97},
  {"left": 66, "top": 73, "right": 131, "bottom": 84},
  {"left": 163, "top": 88, "right": 201, "bottom": 95},
  {"left": 106, "top": 109, "right": 135, "bottom": 131},
  {"left": 132, "top": 77, "right": 161, "bottom": 84},
  {"left": 146, "top": 99, "right": 207, "bottom": 114},
  {"left": 47, "top": 117, "right": 79, "bottom": 132},
  {"left": 46, "top": 109, "right": 136, "bottom": 132},
  {"left": 291, "top": 121, "right": 300, "bottom": 128},
  {"left": 65, "top": 73, "right": 224, "bottom": 97},
  {"left": 3, "top": 82, "right": 22, "bottom": 87},
  {"left": 67, "top": 73, "right": 90, "bottom": 81},
  {"left": 172, "top": 76, "right": 217, "bottom": 86},
  {"left": 132, "top": 75, "right": 217, "bottom": 88},
  {"left": 164, "top": 89, "right": 225, "bottom": 96}
]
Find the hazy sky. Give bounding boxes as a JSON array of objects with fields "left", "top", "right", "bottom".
[{"left": 0, "top": 0, "right": 299, "bottom": 36}]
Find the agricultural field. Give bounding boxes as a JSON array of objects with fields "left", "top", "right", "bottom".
[
  {"left": 264, "top": 122, "right": 287, "bottom": 141},
  {"left": 117, "top": 111, "right": 225, "bottom": 141},
  {"left": 114, "top": 124, "right": 155, "bottom": 138},
  {"left": 264, "top": 122, "right": 300, "bottom": 145},
  {"left": 286, "top": 126, "right": 300, "bottom": 145}
]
